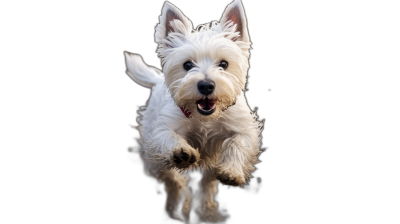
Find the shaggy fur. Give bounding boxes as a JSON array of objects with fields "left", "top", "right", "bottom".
[{"left": 124, "top": 0, "right": 263, "bottom": 222}]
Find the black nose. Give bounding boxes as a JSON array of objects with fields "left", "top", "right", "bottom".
[{"left": 197, "top": 80, "right": 215, "bottom": 95}]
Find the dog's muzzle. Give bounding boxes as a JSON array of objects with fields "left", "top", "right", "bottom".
[{"left": 196, "top": 81, "right": 216, "bottom": 116}]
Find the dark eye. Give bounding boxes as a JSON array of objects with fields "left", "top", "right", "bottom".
[
  {"left": 218, "top": 60, "right": 228, "bottom": 69},
  {"left": 183, "top": 61, "right": 194, "bottom": 71}
]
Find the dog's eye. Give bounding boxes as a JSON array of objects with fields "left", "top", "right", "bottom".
[
  {"left": 218, "top": 60, "right": 228, "bottom": 69},
  {"left": 183, "top": 61, "right": 194, "bottom": 71}
]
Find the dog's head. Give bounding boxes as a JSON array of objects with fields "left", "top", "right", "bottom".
[{"left": 155, "top": 0, "right": 251, "bottom": 121}]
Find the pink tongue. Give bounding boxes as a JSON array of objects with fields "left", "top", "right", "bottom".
[{"left": 199, "top": 98, "right": 215, "bottom": 109}]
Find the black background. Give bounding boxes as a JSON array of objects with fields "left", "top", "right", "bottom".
[{"left": 65, "top": 0, "right": 345, "bottom": 223}]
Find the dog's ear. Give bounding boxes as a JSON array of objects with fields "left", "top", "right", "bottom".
[
  {"left": 220, "top": 0, "right": 250, "bottom": 43},
  {"left": 155, "top": 1, "right": 193, "bottom": 45}
]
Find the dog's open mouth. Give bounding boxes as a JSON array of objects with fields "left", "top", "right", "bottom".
[{"left": 196, "top": 98, "right": 216, "bottom": 116}]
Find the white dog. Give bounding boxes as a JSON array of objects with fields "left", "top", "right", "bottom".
[{"left": 124, "top": 0, "right": 263, "bottom": 222}]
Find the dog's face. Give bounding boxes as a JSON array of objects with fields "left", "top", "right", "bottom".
[{"left": 155, "top": 0, "right": 251, "bottom": 121}]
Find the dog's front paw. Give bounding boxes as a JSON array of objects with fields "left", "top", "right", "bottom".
[
  {"left": 171, "top": 145, "right": 200, "bottom": 169},
  {"left": 216, "top": 170, "right": 246, "bottom": 187}
]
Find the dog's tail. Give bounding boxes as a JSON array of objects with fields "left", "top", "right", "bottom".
[{"left": 124, "top": 51, "right": 164, "bottom": 88}]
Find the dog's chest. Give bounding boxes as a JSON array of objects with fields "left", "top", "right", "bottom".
[{"left": 177, "top": 118, "right": 234, "bottom": 152}]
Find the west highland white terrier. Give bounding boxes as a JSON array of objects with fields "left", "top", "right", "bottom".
[{"left": 124, "top": 0, "right": 263, "bottom": 222}]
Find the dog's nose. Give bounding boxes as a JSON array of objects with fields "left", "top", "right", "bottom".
[{"left": 197, "top": 80, "right": 215, "bottom": 95}]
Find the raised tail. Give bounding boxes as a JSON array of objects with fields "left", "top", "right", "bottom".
[{"left": 124, "top": 51, "right": 164, "bottom": 88}]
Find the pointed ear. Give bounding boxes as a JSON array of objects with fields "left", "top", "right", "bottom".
[
  {"left": 220, "top": 0, "right": 250, "bottom": 43},
  {"left": 155, "top": 1, "right": 193, "bottom": 44}
]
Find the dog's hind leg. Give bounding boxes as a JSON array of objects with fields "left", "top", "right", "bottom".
[
  {"left": 159, "top": 169, "right": 192, "bottom": 222},
  {"left": 196, "top": 169, "right": 229, "bottom": 223}
]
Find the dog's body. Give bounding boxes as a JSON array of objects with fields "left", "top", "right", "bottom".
[{"left": 124, "top": 0, "right": 263, "bottom": 222}]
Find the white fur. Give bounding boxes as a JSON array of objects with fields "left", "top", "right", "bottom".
[{"left": 124, "top": 0, "right": 263, "bottom": 222}]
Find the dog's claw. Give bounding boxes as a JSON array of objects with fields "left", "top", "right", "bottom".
[
  {"left": 181, "top": 149, "right": 189, "bottom": 161},
  {"left": 189, "top": 155, "right": 197, "bottom": 163},
  {"left": 173, "top": 154, "right": 182, "bottom": 164}
]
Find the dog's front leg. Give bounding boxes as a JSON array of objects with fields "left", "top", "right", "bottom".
[
  {"left": 142, "top": 129, "right": 196, "bottom": 221},
  {"left": 147, "top": 128, "right": 200, "bottom": 170},
  {"left": 216, "top": 133, "right": 260, "bottom": 186}
]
